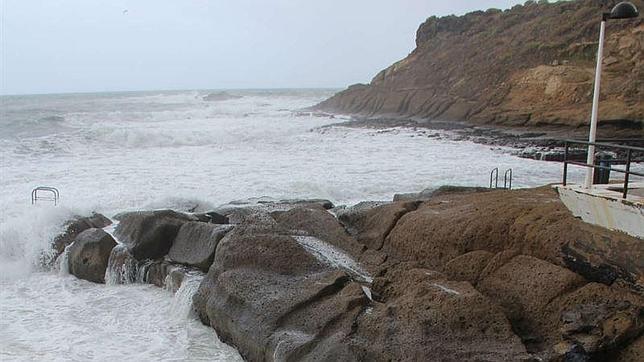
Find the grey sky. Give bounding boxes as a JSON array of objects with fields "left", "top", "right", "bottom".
[{"left": 1, "top": 0, "right": 525, "bottom": 95}]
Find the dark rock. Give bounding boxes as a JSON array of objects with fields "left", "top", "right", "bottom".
[
  {"left": 205, "top": 211, "right": 229, "bottom": 224},
  {"left": 393, "top": 185, "right": 491, "bottom": 201},
  {"left": 477, "top": 255, "right": 586, "bottom": 350},
  {"left": 168, "top": 222, "right": 233, "bottom": 271},
  {"left": 114, "top": 210, "right": 197, "bottom": 260},
  {"left": 612, "top": 334, "right": 644, "bottom": 362},
  {"left": 350, "top": 267, "right": 530, "bottom": 360},
  {"left": 274, "top": 198, "right": 334, "bottom": 210},
  {"left": 193, "top": 219, "right": 369, "bottom": 361},
  {"left": 331, "top": 201, "right": 390, "bottom": 232},
  {"left": 202, "top": 91, "right": 243, "bottom": 102},
  {"left": 272, "top": 205, "right": 363, "bottom": 257},
  {"left": 67, "top": 228, "right": 117, "bottom": 283},
  {"left": 50, "top": 213, "right": 112, "bottom": 263},
  {"left": 214, "top": 198, "right": 335, "bottom": 226},
  {"left": 191, "top": 211, "right": 229, "bottom": 224},
  {"left": 144, "top": 260, "right": 173, "bottom": 288},
  {"left": 337, "top": 201, "right": 419, "bottom": 251},
  {"left": 544, "top": 282, "right": 644, "bottom": 357},
  {"left": 562, "top": 238, "right": 643, "bottom": 293}
]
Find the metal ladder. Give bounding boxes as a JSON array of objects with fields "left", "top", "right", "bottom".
[
  {"left": 31, "top": 186, "right": 60, "bottom": 205},
  {"left": 489, "top": 168, "right": 513, "bottom": 190}
]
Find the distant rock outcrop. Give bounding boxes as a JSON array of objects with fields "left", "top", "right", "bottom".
[
  {"left": 202, "top": 92, "right": 243, "bottom": 102},
  {"left": 316, "top": 0, "right": 643, "bottom": 136}
]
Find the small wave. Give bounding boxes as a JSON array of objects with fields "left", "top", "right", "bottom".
[{"left": 0, "top": 114, "right": 69, "bottom": 139}]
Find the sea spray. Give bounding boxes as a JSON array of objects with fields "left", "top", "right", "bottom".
[
  {"left": 170, "top": 274, "right": 204, "bottom": 320},
  {"left": 0, "top": 205, "right": 75, "bottom": 279},
  {"left": 57, "top": 244, "right": 71, "bottom": 275}
]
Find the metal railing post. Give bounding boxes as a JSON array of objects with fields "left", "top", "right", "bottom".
[
  {"left": 563, "top": 141, "right": 569, "bottom": 186},
  {"left": 490, "top": 168, "right": 498, "bottom": 189},
  {"left": 623, "top": 149, "right": 632, "bottom": 199}
]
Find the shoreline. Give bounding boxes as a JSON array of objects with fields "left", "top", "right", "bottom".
[
  {"left": 310, "top": 112, "right": 644, "bottom": 161},
  {"left": 50, "top": 186, "right": 644, "bottom": 361}
]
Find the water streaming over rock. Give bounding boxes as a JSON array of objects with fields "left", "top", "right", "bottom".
[
  {"left": 170, "top": 274, "right": 204, "bottom": 320},
  {"left": 105, "top": 244, "right": 138, "bottom": 285}
]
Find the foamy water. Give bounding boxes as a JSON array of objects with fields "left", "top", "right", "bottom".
[{"left": 0, "top": 89, "right": 586, "bottom": 360}]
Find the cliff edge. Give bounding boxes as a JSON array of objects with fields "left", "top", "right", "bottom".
[{"left": 316, "top": 0, "right": 643, "bottom": 136}]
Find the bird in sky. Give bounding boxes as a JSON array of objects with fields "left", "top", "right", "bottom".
[{"left": 123, "top": 9, "right": 128, "bottom": 15}]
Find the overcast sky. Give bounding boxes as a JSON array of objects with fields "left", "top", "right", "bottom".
[{"left": 1, "top": 0, "right": 525, "bottom": 95}]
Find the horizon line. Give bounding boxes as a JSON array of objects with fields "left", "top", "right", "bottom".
[{"left": 0, "top": 86, "right": 345, "bottom": 97}]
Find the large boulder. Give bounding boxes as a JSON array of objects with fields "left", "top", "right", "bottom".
[
  {"left": 67, "top": 228, "right": 117, "bottom": 283},
  {"left": 114, "top": 210, "right": 197, "bottom": 260},
  {"left": 542, "top": 282, "right": 644, "bottom": 359},
  {"left": 348, "top": 267, "right": 530, "bottom": 360},
  {"left": 272, "top": 205, "right": 364, "bottom": 257},
  {"left": 477, "top": 254, "right": 587, "bottom": 351},
  {"left": 381, "top": 187, "right": 643, "bottom": 291},
  {"left": 168, "top": 222, "right": 233, "bottom": 271},
  {"left": 50, "top": 213, "right": 111, "bottom": 263},
  {"left": 336, "top": 201, "right": 419, "bottom": 251},
  {"left": 193, "top": 216, "right": 370, "bottom": 361}
]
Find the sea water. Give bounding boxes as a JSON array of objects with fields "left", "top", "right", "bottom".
[{"left": 0, "top": 89, "right": 586, "bottom": 360}]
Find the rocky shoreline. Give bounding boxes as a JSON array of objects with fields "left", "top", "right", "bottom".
[
  {"left": 51, "top": 187, "right": 642, "bottom": 361},
  {"left": 306, "top": 113, "right": 644, "bottom": 163}
]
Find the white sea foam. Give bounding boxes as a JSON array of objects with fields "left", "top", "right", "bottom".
[
  {"left": 0, "top": 89, "right": 594, "bottom": 360},
  {"left": 0, "top": 273, "right": 242, "bottom": 361}
]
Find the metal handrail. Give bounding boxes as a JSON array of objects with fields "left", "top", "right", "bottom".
[
  {"left": 562, "top": 139, "right": 643, "bottom": 199},
  {"left": 490, "top": 168, "right": 498, "bottom": 189},
  {"left": 563, "top": 139, "right": 644, "bottom": 152},
  {"left": 504, "top": 168, "right": 513, "bottom": 190},
  {"left": 32, "top": 186, "right": 60, "bottom": 205}
]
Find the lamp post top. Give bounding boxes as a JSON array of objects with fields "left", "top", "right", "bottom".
[{"left": 603, "top": 1, "right": 639, "bottom": 21}]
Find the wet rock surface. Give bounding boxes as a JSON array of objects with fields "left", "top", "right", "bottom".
[
  {"left": 168, "top": 222, "right": 234, "bottom": 271},
  {"left": 50, "top": 212, "right": 111, "bottom": 264},
  {"left": 114, "top": 210, "right": 197, "bottom": 260},
  {"left": 193, "top": 212, "right": 369, "bottom": 361},
  {"left": 67, "top": 228, "right": 117, "bottom": 283},
  {"left": 54, "top": 186, "right": 643, "bottom": 360},
  {"left": 354, "top": 267, "right": 531, "bottom": 361}
]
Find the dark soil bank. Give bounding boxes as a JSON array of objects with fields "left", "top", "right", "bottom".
[{"left": 54, "top": 188, "right": 643, "bottom": 361}]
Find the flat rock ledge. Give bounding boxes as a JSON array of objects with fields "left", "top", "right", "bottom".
[{"left": 51, "top": 191, "right": 643, "bottom": 361}]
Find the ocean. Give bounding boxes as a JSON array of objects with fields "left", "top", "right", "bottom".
[{"left": 0, "top": 89, "right": 583, "bottom": 360}]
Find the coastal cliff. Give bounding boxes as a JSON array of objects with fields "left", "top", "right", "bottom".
[{"left": 316, "top": 0, "right": 643, "bottom": 136}]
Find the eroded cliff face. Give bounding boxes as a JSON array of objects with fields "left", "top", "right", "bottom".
[{"left": 317, "top": 0, "right": 643, "bottom": 136}]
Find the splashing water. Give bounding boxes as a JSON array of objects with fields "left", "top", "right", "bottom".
[
  {"left": 170, "top": 274, "right": 205, "bottom": 320},
  {"left": 104, "top": 244, "right": 138, "bottom": 285},
  {"left": 0, "top": 89, "right": 590, "bottom": 360}
]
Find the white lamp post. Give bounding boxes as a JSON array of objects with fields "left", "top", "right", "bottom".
[{"left": 584, "top": 1, "right": 639, "bottom": 189}]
